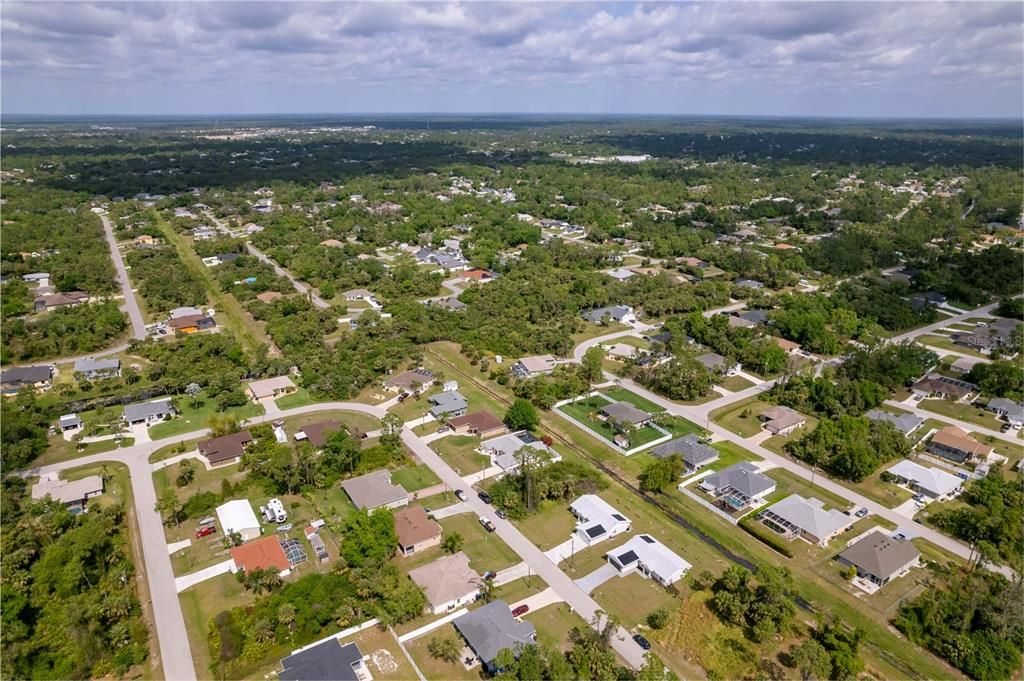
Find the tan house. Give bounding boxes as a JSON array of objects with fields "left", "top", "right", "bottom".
[
  {"left": 446, "top": 411, "right": 507, "bottom": 438},
  {"left": 246, "top": 376, "right": 297, "bottom": 401},
  {"left": 408, "top": 551, "right": 481, "bottom": 614},
  {"left": 926, "top": 426, "right": 993, "bottom": 464},
  {"left": 394, "top": 506, "right": 442, "bottom": 556}
]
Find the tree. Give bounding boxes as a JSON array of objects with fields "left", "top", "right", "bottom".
[
  {"left": 207, "top": 412, "right": 240, "bottom": 438},
  {"left": 581, "top": 347, "right": 606, "bottom": 384},
  {"left": 790, "top": 639, "right": 832, "bottom": 681},
  {"left": 441, "top": 531, "right": 464, "bottom": 554},
  {"left": 379, "top": 412, "right": 404, "bottom": 447},
  {"left": 156, "top": 488, "right": 181, "bottom": 526},
  {"left": 175, "top": 460, "right": 196, "bottom": 487},
  {"left": 647, "top": 607, "right": 670, "bottom": 630},
  {"left": 185, "top": 382, "right": 202, "bottom": 408},
  {"left": 504, "top": 398, "right": 539, "bottom": 431},
  {"left": 427, "top": 634, "right": 461, "bottom": 663},
  {"left": 637, "top": 653, "right": 680, "bottom": 681},
  {"left": 640, "top": 457, "right": 684, "bottom": 492},
  {"left": 277, "top": 603, "right": 296, "bottom": 636}
]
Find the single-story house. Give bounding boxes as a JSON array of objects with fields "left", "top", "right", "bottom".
[
  {"left": 480, "top": 430, "right": 561, "bottom": 474},
  {"left": 168, "top": 314, "right": 216, "bottom": 334},
  {"left": 460, "top": 268, "right": 496, "bottom": 282},
  {"left": 34, "top": 291, "right": 89, "bottom": 312},
  {"left": 651, "top": 434, "right": 719, "bottom": 472},
  {"left": 582, "top": 305, "right": 637, "bottom": 325},
  {"left": 950, "top": 356, "right": 984, "bottom": 374},
  {"left": 865, "top": 409, "right": 925, "bottom": 437},
  {"left": 58, "top": 413, "right": 82, "bottom": 431},
  {"left": 604, "top": 343, "right": 639, "bottom": 360},
  {"left": 123, "top": 397, "right": 175, "bottom": 425},
  {"left": 230, "top": 535, "right": 291, "bottom": 575},
  {"left": 1, "top": 365, "right": 53, "bottom": 394},
  {"left": 198, "top": 430, "right": 253, "bottom": 467},
  {"left": 295, "top": 420, "right": 343, "bottom": 448},
  {"left": 758, "top": 495, "right": 854, "bottom": 546},
  {"left": 319, "top": 239, "right": 345, "bottom": 248},
  {"left": 728, "top": 315, "right": 758, "bottom": 329},
  {"left": 510, "top": 355, "right": 558, "bottom": 378},
  {"left": 169, "top": 306, "right": 204, "bottom": 319},
  {"left": 216, "top": 499, "right": 262, "bottom": 542},
  {"left": 341, "top": 470, "right": 408, "bottom": 511},
  {"left": 454, "top": 600, "right": 537, "bottom": 673},
  {"left": 734, "top": 278, "right": 765, "bottom": 289},
  {"left": 699, "top": 462, "right": 776, "bottom": 510},
  {"left": 951, "top": 319, "right": 1020, "bottom": 352},
  {"left": 74, "top": 357, "right": 121, "bottom": 380},
  {"left": 759, "top": 405, "right": 807, "bottom": 436},
  {"left": 447, "top": 411, "right": 507, "bottom": 438},
  {"left": 394, "top": 506, "right": 442, "bottom": 557},
  {"left": 838, "top": 531, "right": 920, "bottom": 588},
  {"left": 383, "top": 368, "right": 435, "bottom": 394},
  {"left": 926, "top": 426, "right": 993, "bottom": 464},
  {"left": 408, "top": 551, "right": 481, "bottom": 614},
  {"left": 343, "top": 288, "right": 375, "bottom": 302},
  {"left": 429, "top": 390, "right": 468, "bottom": 418},
  {"left": 569, "top": 494, "right": 631, "bottom": 547},
  {"left": 597, "top": 402, "right": 654, "bottom": 430},
  {"left": 987, "top": 397, "right": 1024, "bottom": 428},
  {"left": 736, "top": 309, "right": 770, "bottom": 326},
  {"left": 279, "top": 640, "right": 366, "bottom": 681},
  {"left": 31, "top": 474, "right": 103, "bottom": 512},
  {"left": 695, "top": 352, "right": 739, "bottom": 376},
  {"left": 911, "top": 374, "right": 977, "bottom": 400},
  {"left": 246, "top": 376, "right": 297, "bottom": 401},
  {"left": 772, "top": 337, "right": 802, "bottom": 355},
  {"left": 432, "top": 297, "right": 467, "bottom": 311},
  {"left": 607, "top": 534, "right": 691, "bottom": 586},
  {"left": 886, "top": 459, "right": 963, "bottom": 499}
]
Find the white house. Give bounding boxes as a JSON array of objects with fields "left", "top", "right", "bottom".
[
  {"left": 607, "top": 534, "right": 691, "bottom": 586},
  {"left": 216, "top": 499, "right": 262, "bottom": 542},
  {"left": 886, "top": 460, "right": 963, "bottom": 499},
  {"left": 569, "top": 495, "right": 631, "bottom": 547},
  {"left": 408, "top": 551, "right": 481, "bottom": 614}
]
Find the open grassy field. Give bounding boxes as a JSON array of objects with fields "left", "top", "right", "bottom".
[
  {"left": 38, "top": 433, "right": 136, "bottom": 466},
  {"left": 274, "top": 387, "right": 317, "bottom": 409},
  {"left": 763, "top": 468, "right": 855, "bottom": 512},
  {"left": 405, "top": 626, "right": 483, "bottom": 681},
  {"left": 919, "top": 399, "right": 1003, "bottom": 430},
  {"left": 431, "top": 434, "right": 491, "bottom": 475},
  {"left": 524, "top": 603, "right": 589, "bottom": 651},
  {"left": 391, "top": 463, "right": 441, "bottom": 492},
  {"left": 148, "top": 391, "right": 264, "bottom": 439},
  {"left": 512, "top": 498, "right": 577, "bottom": 550},
  {"left": 719, "top": 374, "right": 756, "bottom": 392},
  {"left": 915, "top": 334, "right": 987, "bottom": 358},
  {"left": 571, "top": 322, "right": 628, "bottom": 344},
  {"left": 601, "top": 386, "right": 666, "bottom": 414},
  {"left": 709, "top": 397, "right": 769, "bottom": 437}
]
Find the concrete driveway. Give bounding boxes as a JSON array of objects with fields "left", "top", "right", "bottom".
[{"left": 574, "top": 564, "right": 618, "bottom": 594}]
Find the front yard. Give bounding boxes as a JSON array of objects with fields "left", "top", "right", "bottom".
[{"left": 148, "top": 391, "right": 264, "bottom": 440}]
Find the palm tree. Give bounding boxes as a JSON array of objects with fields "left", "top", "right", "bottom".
[
  {"left": 252, "top": 618, "right": 275, "bottom": 644},
  {"left": 277, "top": 603, "right": 296, "bottom": 635}
]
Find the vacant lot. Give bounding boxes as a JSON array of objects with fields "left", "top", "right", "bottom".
[
  {"left": 432, "top": 434, "right": 490, "bottom": 475},
  {"left": 148, "top": 391, "right": 264, "bottom": 440}
]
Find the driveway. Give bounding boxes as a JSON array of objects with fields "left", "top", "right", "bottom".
[
  {"left": 574, "top": 564, "right": 618, "bottom": 594},
  {"left": 509, "top": 587, "right": 563, "bottom": 614},
  {"left": 175, "top": 558, "right": 235, "bottom": 593}
]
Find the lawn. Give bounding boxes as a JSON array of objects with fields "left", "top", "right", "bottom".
[
  {"left": 919, "top": 399, "right": 1003, "bottom": 430},
  {"left": 147, "top": 392, "right": 264, "bottom": 439},
  {"left": 708, "top": 441, "right": 762, "bottom": 470},
  {"left": 718, "top": 375, "right": 756, "bottom": 392},
  {"left": 571, "top": 321, "right": 628, "bottom": 344},
  {"left": 559, "top": 395, "right": 665, "bottom": 449},
  {"left": 524, "top": 603, "right": 589, "bottom": 651},
  {"left": 347, "top": 626, "right": 420, "bottom": 681},
  {"left": 392, "top": 463, "right": 442, "bottom": 492},
  {"left": 601, "top": 386, "right": 666, "bottom": 414},
  {"left": 407, "top": 513, "right": 522, "bottom": 574},
  {"left": 280, "top": 409, "right": 382, "bottom": 439},
  {"left": 848, "top": 470, "right": 916, "bottom": 508},
  {"left": 432, "top": 435, "right": 491, "bottom": 475},
  {"left": 275, "top": 387, "right": 317, "bottom": 409},
  {"left": 914, "top": 334, "right": 988, "bottom": 358},
  {"left": 38, "top": 433, "right": 136, "bottom": 467},
  {"left": 591, "top": 573, "right": 680, "bottom": 629},
  {"left": 512, "top": 498, "right": 577, "bottom": 550},
  {"left": 708, "top": 397, "right": 768, "bottom": 437},
  {"left": 179, "top": 572, "right": 255, "bottom": 678},
  {"left": 763, "top": 468, "right": 855, "bottom": 512},
  {"left": 405, "top": 626, "right": 483, "bottom": 681}
]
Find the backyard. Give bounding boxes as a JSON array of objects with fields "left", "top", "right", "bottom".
[{"left": 558, "top": 394, "right": 666, "bottom": 450}]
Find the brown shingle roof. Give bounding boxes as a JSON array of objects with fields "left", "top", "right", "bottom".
[
  {"left": 394, "top": 506, "right": 441, "bottom": 548},
  {"left": 447, "top": 411, "right": 505, "bottom": 434},
  {"left": 300, "top": 420, "right": 343, "bottom": 448},
  {"left": 198, "top": 430, "right": 253, "bottom": 464},
  {"left": 930, "top": 426, "right": 992, "bottom": 457}
]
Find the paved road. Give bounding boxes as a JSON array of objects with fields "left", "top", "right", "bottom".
[
  {"left": 600, "top": 374, "right": 1014, "bottom": 578},
  {"left": 400, "top": 429, "right": 649, "bottom": 669},
  {"left": 21, "top": 400, "right": 387, "bottom": 681},
  {"left": 884, "top": 399, "right": 1022, "bottom": 445},
  {"left": 890, "top": 301, "right": 997, "bottom": 343},
  {"left": 99, "top": 211, "right": 147, "bottom": 340},
  {"left": 244, "top": 242, "right": 330, "bottom": 310}
]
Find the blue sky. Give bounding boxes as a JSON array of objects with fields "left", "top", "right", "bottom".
[{"left": 2, "top": 1, "right": 1022, "bottom": 118}]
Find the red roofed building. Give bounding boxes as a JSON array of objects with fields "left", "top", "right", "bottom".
[
  {"left": 459, "top": 268, "right": 495, "bottom": 282},
  {"left": 230, "top": 535, "right": 291, "bottom": 574}
]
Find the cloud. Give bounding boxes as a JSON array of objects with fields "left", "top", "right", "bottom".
[{"left": 0, "top": 1, "right": 1020, "bottom": 117}]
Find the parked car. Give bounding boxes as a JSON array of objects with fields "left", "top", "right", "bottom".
[
  {"left": 495, "top": 509, "right": 507, "bottom": 520},
  {"left": 855, "top": 507, "right": 869, "bottom": 518},
  {"left": 478, "top": 490, "right": 492, "bottom": 504},
  {"left": 479, "top": 516, "right": 496, "bottom": 532},
  {"left": 482, "top": 571, "right": 496, "bottom": 581},
  {"left": 511, "top": 604, "right": 529, "bottom": 617},
  {"left": 277, "top": 523, "right": 294, "bottom": 532},
  {"left": 455, "top": 489, "right": 467, "bottom": 501},
  {"left": 633, "top": 634, "right": 651, "bottom": 650},
  {"left": 195, "top": 526, "right": 216, "bottom": 538}
]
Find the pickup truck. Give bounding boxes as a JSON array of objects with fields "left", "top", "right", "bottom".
[{"left": 479, "top": 516, "right": 496, "bottom": 532}]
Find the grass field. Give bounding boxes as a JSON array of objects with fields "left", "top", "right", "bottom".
[
  {"left": 559, "top": 395, "right": 665, "bottom": 449},
  {"left": 38, "top": 433, "right": 136, "bottom": 466},
  {"left": 915, "top": 334, "right": 988, "bottom": 358},
  {"left": 405, "top": 627, "right": 483, "bottom": 681},
  {"left": 919, "top": 399, "right": 1003, "bottom": 430},
  {"left": 601, "top": 386, "right": 666, "bottom": 414},
  {"left": 148, "top": 392, "right": 264, "bottom": 439},
  {"left": 718, "top": 375, "right": 756, "bottom": 392},
  {"left": 513, "top": 498, "right": 578, "bottom": 550},
  {"left": 763, "top": 468, "right": 855, "bottom": 512},
  {"left": 571, "top": 322, "right": 629, "bottom": 344},
  {"left": 274, "top": 388, "right": 317, "bottom": 409},
  {"left": 432, "top": 434, "right": 491, "bottom": 474},
  {"left": 524, "top": 603, "right": 589, "bottom": 651},
  {"left": 709, "top": 397, "right": 770, "bottom": 437},
  {"left": 392, "top": 463, "right": 441, "bottom": 492}
]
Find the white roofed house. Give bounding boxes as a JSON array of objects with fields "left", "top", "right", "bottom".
[
  {"left": 246, "top": 376, "right": 297, "bottom": 402},
  {"left": 73, "top": 357, "right": 121, "bottom": 380},
  {"left": 479, "top": 430, "right": 561, "bottom": 475},
  {"left": 569, "top": 495, "right": 631, "bottom": 547},
  {"left": 885, "top": 460, "right": 963, "bottom": 499},
  {"left": 607, "top": 534, "right": 691, "bottom": 587},
  {"left": 757, "top": 495, "right": 854, "bottom": 546},
  {"left": 58, "top": 413, "right": 83, "bottom": 431},
  {"left": 510, "top": 355, "right": 559, "bottom": 378},
  {"left": 32, "top": 473, "right": 104, "bottom": 513},
  {"left": 216, "top": 499, "right": 262, "bottom": 542},
  {"left": 581, "top": 305, "right": 637, "bottom": 325}
]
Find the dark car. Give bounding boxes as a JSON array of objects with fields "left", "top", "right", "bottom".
[
  {"left": 633, "top": 634, "right": 651, "bottom": 650},
  {"left": 455, "top": 489, "right": 467, "bottom": 502},
  {"left": 478, "top": 491, "right": 492, "bottom": 504},
  {"left": 511, "top": 604, "right": 529, "bottom": 617}
]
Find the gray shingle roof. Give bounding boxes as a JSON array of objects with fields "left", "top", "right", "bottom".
[
  {"left": 598, "top": 401, "right": 652, "bottom": 426},
  {"left": 340, "top": 469, "right": 407, "bottom": 510},
  {"left": 1, "top": 365, "right": 52, "bottom": 385},
  {"left": 74, "top": 357, "right": 120, "bottom": 374},
  {"left": 279, "top": 640, "right": 363, "bottom": 681},
  {"left": 865, "top": 409, "right": 924, "bottom": 436},
  {"left": 701, "top": 462, "right": 775, "bottom": 499},
  {"left": 454, "top": 600, "right": 536, "bottom": 665},
  {"left": 122, "top": 398, "right": 174, "bottom": 423},
  {"left": 838, "top": 531, "right": 920, "bottom": 581},
  {"left": 651, "top": 434, "right": 719, "bottom": 468}
]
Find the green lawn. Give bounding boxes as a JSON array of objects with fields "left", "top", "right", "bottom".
[
  {"left": 763, "top": 468, "right": 855, "bottom": 512},
  {"left": 436, "top": 513, "right": 520, "bottom": 573},
  {"left": 275, "top": 388, "right": 317, "bottom": 409},
  {"left": 559, "top": 395, "right": 665, "bottom": 449},
  {"left": 914, "top": 334, "right": 988, "bottom": 358},
  {"left": 571, "top": 322, "right": 628, "bottom": 344},
  {"left": 524, "top": 603, "right": 590, "bottom": 651},
  {"left": 391, "top": 463, "right": 441, "bottom": 492},
  {"left": 147, "top": 392, "right": 264, "bottom": 440},
  {"left": 432, "top": 434, "right": 491, "bottom": 475},
  {"left": 512, "top": 498, "right": 577, "bottom": 550},
  {"left": 179, "top": 572, "right": 256, "bottom": 678},
  {"left": 709, "top": 397, "right": 769, "bottom": 437},
  {"left": 718, "top": 375, "right": 756, "bottom": 392},
  {"left": 405, "top": 628, "right": 483, "bottom": 681},
  {"left": 848, "top": 469, "right": 916, "bottom": 508},
  {"left": 591, "top": 573, "right": 680, "bottom": 629},
  {"left": 38, "top": 433, "right": 136, "bottom": 467},
  {"left": 708, "top": 441, "right": 762, "bottom": 470},
  {"left": 919, "top": 399, "right": 1003, "bottom": 430},
  {"left": 602, "top": 386, "right": 666, "bottom": 414}
]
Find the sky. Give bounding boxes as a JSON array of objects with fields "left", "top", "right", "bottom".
[{"left": 2, "top": 1, "right": 1022, "bottom": 118}]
